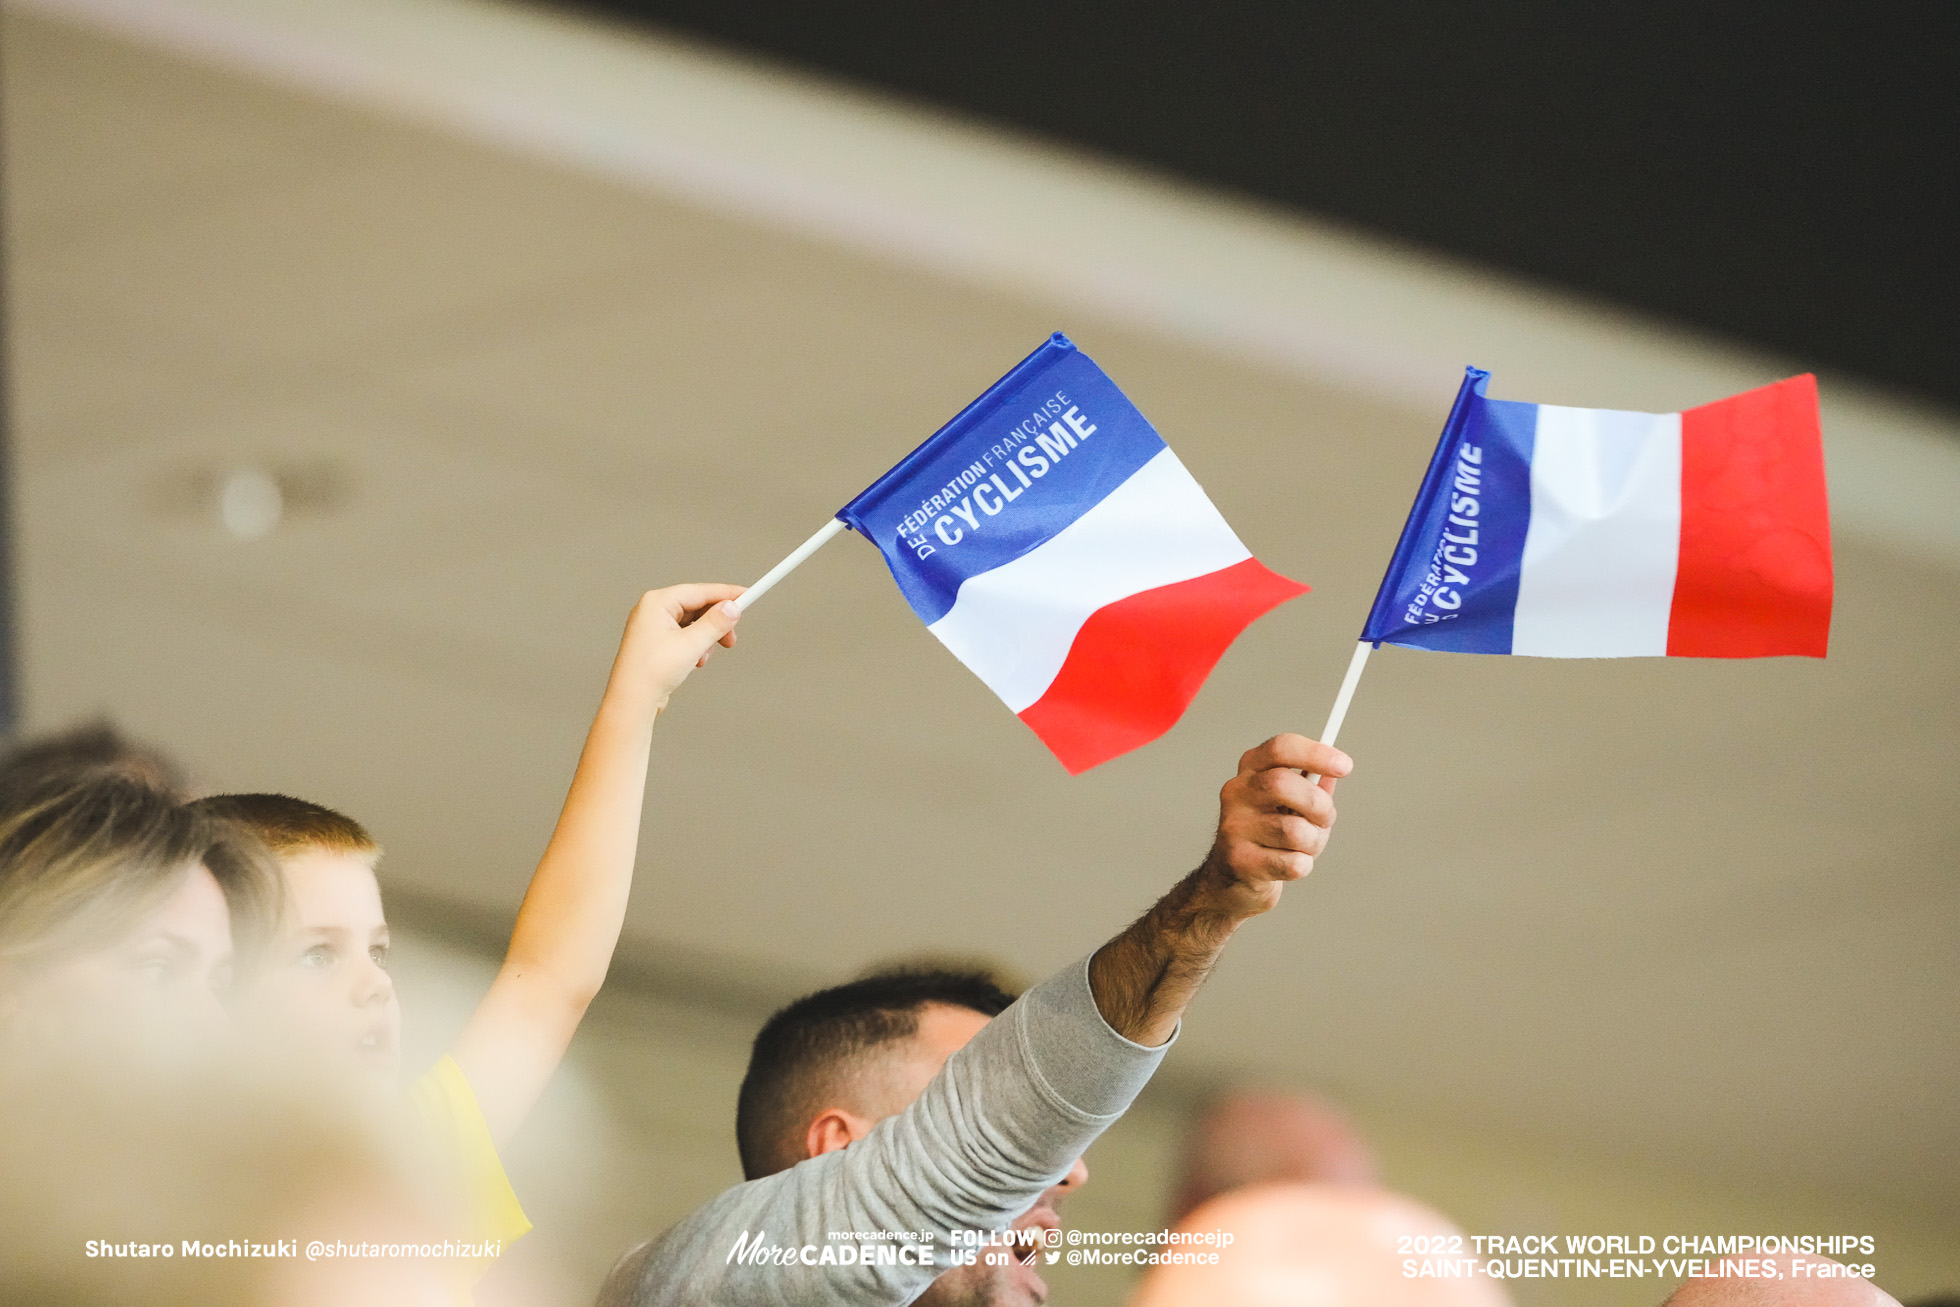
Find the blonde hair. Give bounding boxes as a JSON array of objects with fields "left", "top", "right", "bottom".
[
  {"left": 0, "top": 776, "right": 283, "bottom": 985},
  {"left": 189, "top": 793, "right": 380, "bottom": 863}
]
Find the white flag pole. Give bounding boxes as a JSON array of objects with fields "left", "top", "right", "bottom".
[
  {"left": 1306, "top": 640, "right": 1373, "bottom": 784},
  {"left": 730, "top": 518, "right": 849, "bottom": 613}
]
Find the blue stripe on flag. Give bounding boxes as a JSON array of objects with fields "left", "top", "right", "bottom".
[
  {"left": 839, "top": 334, "right": 1167, "bottom": 625},
  {"left": 1360, "top": 368, "right": 1536, "bottom": 654}
]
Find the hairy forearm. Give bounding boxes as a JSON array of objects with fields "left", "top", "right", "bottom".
[
  {"left": 1087, "top": 861, "right": 1248, "bottom": 1047},
  {"left": 1085, "top": 733, "right": 1349, "bottom": 1047}
]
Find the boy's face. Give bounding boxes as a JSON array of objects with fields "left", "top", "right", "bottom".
[{"left": 249, "top": 848, "right": 401, "bottom": 1085}]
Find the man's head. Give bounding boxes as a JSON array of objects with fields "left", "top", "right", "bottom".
[
  {"left": 736, "top": 967, "right": 1017, "bottom": 1179},
  {"left": 189, "top": 794, "right": 399, "bottom": 1085},
  {"left": 735, "top": 966, "right": 1087, "bottom": 1306}
]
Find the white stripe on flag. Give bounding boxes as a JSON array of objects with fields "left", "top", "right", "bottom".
[
  {"left": 927, "top": 448, "right": 1251, "bottom": 712},
  {"left": 1512, "top": 405, "right": 1683, "bottom": 657}
]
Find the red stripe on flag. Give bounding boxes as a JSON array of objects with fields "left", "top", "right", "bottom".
[
  {"left": 1017, "top": 558, "right": 1308, "bottom": 774},
  {"left": 1667, "top": 373, "right": 1832, "bottom": 657}
]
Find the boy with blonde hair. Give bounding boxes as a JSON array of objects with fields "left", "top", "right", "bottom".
[{"left": 195, "top": 582, "right": 743, "bottom": 1261}]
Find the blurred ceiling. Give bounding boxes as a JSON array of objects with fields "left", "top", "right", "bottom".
[
  {"left": 4, "top": 0, "right": 1957, "bottom": 1225},
  {"left": 555, "top": 0, "right": 1960, "bottom": 411}
]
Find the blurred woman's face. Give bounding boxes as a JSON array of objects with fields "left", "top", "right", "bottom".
[{"left": 1, "top": 862, "right": 236, "bottom": 1060}]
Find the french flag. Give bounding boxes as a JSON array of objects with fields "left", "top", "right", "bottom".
[
  {"left": 839, "top": 334, "right": 1306, "bottom": 773},
  {"left": 1361, "top": 368, "right": 1832, "bottom": 658}
]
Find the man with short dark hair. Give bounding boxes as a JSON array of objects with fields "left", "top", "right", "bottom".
[
  {"left": 600, "top": 733, "right": 1352, "bottom": 1307},
  {"left": 735, "top": 968, "right": 1018, "bottom": 1183}
]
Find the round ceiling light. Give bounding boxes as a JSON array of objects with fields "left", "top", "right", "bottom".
[{"left": 217, "top": 466, "right": 284, "bottom": 540}]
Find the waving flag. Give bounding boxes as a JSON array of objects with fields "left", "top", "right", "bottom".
[
  {"left": 1362, "top": 368, "right": 1831, "bottom": 658},
  {"left": 839, "top": 334, "right": 1306, "bottom": 773}
]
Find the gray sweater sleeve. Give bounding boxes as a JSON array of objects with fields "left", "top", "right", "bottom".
[{"left": 596, "top": 953, "right": 1170, "bottom": 1307}]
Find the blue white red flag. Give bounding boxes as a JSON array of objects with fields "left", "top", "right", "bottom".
[
  {"left": 1362, "top": 368, "right": 1831, "bottom": 657},
  {"left": 839, "top": 334, "right": 1306, "bottom": 773}
]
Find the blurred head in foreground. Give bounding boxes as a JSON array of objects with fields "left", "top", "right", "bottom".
[
  {"left": 1131, "top": 1183, "right": 1509, "bottom": 1307},
  {"left": 736, "top": 965, "right": 1084, "bottom": 1307},
  {"left": 1662, "top": 1253, "right": 1901, "bottom": 1306},
  {"left": 0, "top": 1053, "right": 454, "bottom": 1307},
  {"left": 0, "top": 775, "right": 280, "bottom": 1067},
  {"left": 190, "top": 793, "right": 399, "bottom": 1089},
  {"left": 0, "top": 721, "right": 188, "bottom": 813},
  {"left": 0, "top": 776, "right": 490, "bottom": 1306},
  {"left": 1172, "top": 1087, "right": 1380, "bottom": 1221},
  {"left": 1132, "top": 1089, "right": 1503, "bottom": 1306}
]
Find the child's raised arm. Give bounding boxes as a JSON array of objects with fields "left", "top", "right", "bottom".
[{"left": 451, "top": 583, "right": 743, "bottom": 1145}]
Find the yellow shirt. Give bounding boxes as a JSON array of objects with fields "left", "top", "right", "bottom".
[{"left": 408, "top": 1055, "right": 532, "bottom": 1297}]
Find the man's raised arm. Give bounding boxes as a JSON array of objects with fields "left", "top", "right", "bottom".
[
  {"left": 1090, "top": 733, "right": 1350, "bottom": 1047},
  {"left": 599, "top": 733, "right": 1351, "bottom": 1307}
]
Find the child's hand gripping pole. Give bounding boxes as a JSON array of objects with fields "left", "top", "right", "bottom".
[{"left": 731, "top": 519, "right": 848, "bottom": 614}]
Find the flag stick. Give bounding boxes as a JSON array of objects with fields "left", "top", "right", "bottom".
[
  {"left": 1306, "top": 640, "right": 1373, "bottom": 784},
  {"left": 730, "top": 518, "right": 848, "bottom": 613}
]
